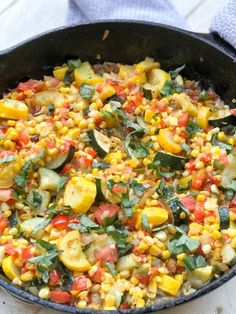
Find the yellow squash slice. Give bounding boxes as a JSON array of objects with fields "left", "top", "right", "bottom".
[
  {"left": 64, "top": 176, "right": 97, "bottom": 213},
  {"left": 148, "top": 69, "right": 171, "bottom": 91},
  {"left": 136, "top": 207, "right": 168, "bottom": 229},
  {"left": 2, "top": 256, "right": 20, "bottom": 280},
  {"left": 158, "top": 274, "right": 181, "bottom": 296},
  {"left": 74, "top": 62, "right": 103, "bottom": 85},
  {"left": 32, "top": 90, "right": 64, "bottom": 108},
  {"left": 58, "top": 230, "right": 91, "bottom": 272},
  {"left": 157, "top": 128, "right": 182, "bottom": 154},
  {"left": 0, "top": 99, "right": 28, "bottom": 120}
]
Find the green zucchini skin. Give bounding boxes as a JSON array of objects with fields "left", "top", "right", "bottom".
[
  {"left": 95, "top": 178, "right": 106, "bottom": 202},
  {"left": 47, "top": 145, "right": 75, "bottom": 170},
  {"left": 168, "top": 197, "right": 189, "bottom": 226},
  {"left": 209, "top": 115, "right": 236, "bottom": 128},
  {"left": 154, "top": 151, "right": 188, "bottom": 170},
  {"left": 88, "top": 130, "right": 110, "bottom": 158},
  {"left": 218, "top": 206, "right": 230, "bottom": 230}
]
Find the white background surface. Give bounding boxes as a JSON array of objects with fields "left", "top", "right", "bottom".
[{"left": 0, "top": 0, "right": 234, "bottom": 313}]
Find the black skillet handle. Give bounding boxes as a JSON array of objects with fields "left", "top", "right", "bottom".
[{"left": 194, "top": 31, "right": 236, "bottom": 60}]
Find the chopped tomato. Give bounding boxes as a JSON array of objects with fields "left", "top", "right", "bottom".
[
  {"left": 230, "top": 195, "right": 236, "bottom": 208},
  {"left": 120, "top": 303, "right": 129, "bottom": 310},
  {"left": 4, "top": 243, "right": 19, "bottom": 257},
  {"left": 207, "top": 172, "right": 221, "bottom": 186},
  {"left": 94, "top": 203, "right": 120, "bottom": 225},
  {"left": 17, "top": 130, "right": 30, "bottom": 146},
  {"left": 0, "top": 216, "right": 8, "bottom": 233},
  {"left": 0, "top": 189, "right": 13, "bottom": 202},
  {"left": 49, "top": 270, "right": 61, "bottom": 286},
  {"left": 85, "top": 147, "right": 97, "bottom": 157},
  {"left": 135, "top": 91, "right": 143, "bottom": 104},
  {"left": 45, "top": 139, "right": 56, "bottom": 149},
  {"left": 96, "top": 84, "right": 104, "bottom": 93},
  {"left": 160, "top": 119, "right": 166, "bottom": 128},
  {"left": 135, "top": 273, "right": 149, "bottom": 286},
  {"left": 219, "top": 154, "right": 229, "bottom": 164},
  {"left": 194, "top": 208, "right": 205, "bottom": 224},
  {"left": 51, "top": 214, "right": 69, "bottom": 229},
  {"left": 16, "top": 79, "right": 45, "bottom": 93},
  {"left": 151, "top": 100, "right": 168, "bottom": 112},
  {"left": 22, "top": 247, "right": 34, "bottom": 260},
  {"left": 50, "top": 291, "right": 72, "bottom": 304},
  {"left": 124, "top": 101, "right": 136, "bottom": 114},
  {"left": 200, "top": 154, "right": 211, "bottom": 163},
  {"left": 112, "top": 184, "right": 127, "bottom": 194},
  {"left": 230, "top": 108, "right": 236, "bottom": 116},
  {"left": 71, "top": 275, "right": 87, "bottom": 291},
  {"left": 90, "top": 266, "right": 104, "bottom": 283},
  {"left": 61, "top": 163, "right": 73, "bottom": 174},
  {"left": 95, "top": 245, "right": 118, "bottom": 263},
  {"left": 178, "top": 112, "right": 189, "bottom": 127},
  {"left": 181, "top": 195, "right": 196, "bottom": 212},
  {"left": 79, "top": 156, "right": 93, "bottom": 168},
  {"left": 192, "top": 171, "right": 206, "bottom": 190}
]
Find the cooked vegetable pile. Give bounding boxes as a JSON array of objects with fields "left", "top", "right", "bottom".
[{"left": 0, "top": 57, "right": 236, "bottom": 310}]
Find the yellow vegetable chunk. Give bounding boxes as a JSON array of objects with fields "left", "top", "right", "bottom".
[
  {"left": 144, "top": 109, "right": 155, "bottom": 123},
  {"left": 187, "top": 266, "right": 213, "bottom": 289},
  {"left": 0, "top": 156, "right": 22, "bottom": 189},
  {"left": 157, "top": 128, "right": 182, "bottom": 154},
  {"left": 92, "top": 84, "right": 116, "bottom": 102},
  {"left": 159, "top": 274, "right": 181, "bottom": 296},
  {"left": 74, "top": 62, "right": 103, "bottom": 85},
  {"left": 2, "top": 256, "right": 20, "bottom": 280},
  {"left": 53, "top": 66, "right": 68, "bottom": 80},
  {"left": 148, "top": 69, "right": 171, "bottom": 91},
  {"left": 136, "top": 207, "right": 168, "bottom": 229},
  {"left": 32, "top": 90, "right": 64, "bottom": 108},
  {"left": 0, "top": 99, "right": 28, "bottom": 120},
  {"left": 135, "top": 58, "right": 160, "bottom": 73},
  {"left": 101, "top": 103, "right": 118, "bottom": 128},
  {"left": 58, "top": 230, "right": 91, "bottom": 272},
  {"left": 64, "top": 176, "right": 96, "bottom": 213},
  {"left": 197, "top": 106, "right": 211, "bottom": 130},
  {"left": 119, "top": 65, "right": 146, "bottom": 85},
  {"left": 173, "top": 93, "right": 198, "bottom": 117}
]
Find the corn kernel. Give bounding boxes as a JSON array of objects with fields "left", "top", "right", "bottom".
[
  {"left": 149, "top": 244, "right": 161, "bottom": 256},
  {"left": 136, "top": 298, "right": 145, "bottom": 308},
  {"left": 20, "top": 271, "right": 34, "bottom": 282},
  {"left": 105, "top": 294, "right": 116, "bottom": 307},
  {"left": 180, "top": 212, "right": 186, "bottom": 219},
  {"left": 228, "top": 229, "right": 236, "bottom": 238},
  {"left": 217, "top": 132, "right": 226, "bottom": 141},
  {"left": 39, "top": 287, "right": 50, "bottom": 299},
  {"left": 212, "top": 230, "right": 221, "bottom": 240},
  {"left": 228, "top": 138, "right": 235, "bottom": 145},
  {"left": 162, "top": 250, "right": 171, "bottom": 259},
  {"left": 131, "top": 277, "right": 139, "bottom": 285},
  {"left": 177, "top": 253, "right": 186, "bottom": 262},
  {"left": 197, "top": 194, "right": 205, "bottom": 202}
]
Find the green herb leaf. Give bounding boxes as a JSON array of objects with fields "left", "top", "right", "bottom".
[
  {"left": 57, "top": 175, "right": 69, "bottom": 193},
  {"left": 80, "top": 83, "right": 95, "bottom": 100},
  {"left": 161, "top": 80, "right": 183, "bottom": 96},
  {"left": 141, "top": 214, "right": 150, "bottom": 231},
  {"left": 92, "top": 160, "right": 110, "bottom": 169},
  {"left": 67, "top": 223, "right": 88, "bottom": 233},
  {"left": 106, "top": 225, "right": 132, "bottom": 256},
  {"left": 130, "top": 180, "right": 144, "bottom": 196},
  {"left": 186, "top": 121, "right": 202, "bottom": 138},
  {"left": 125, "top": 132, "right": 148, "bottom": 158},
  {"left": 37, "top": 239, "right": 56, "bottom": 252},
  {"left": 105, "top": 262, "right": 117, "bottom": 277},
  {"left": 184, "top": 254, "right": 207, "bottom": 272},
  {"left": 79, "top": 215, "right": 99, "bottom": 228},
  {"left": 199, "top": 90, "right": 210, "bottom": 101},
  {"left": 169, "top": 64, "right": 185, "bottom": 79},
  {"left": 33, "top": 216, "right": 52, "bottom": 233},
  {"left": 67, "top": 58, "right": 81, "bottom": 69},
  {"left": 168, "top": 234, "right": 200, "bottom": 255},
  {"left": 211, "top": 134, "right": 232, "bottom": 153},
  {"left": 31, "top": 190, "right": 42, "bottom": 209},
  {"left": 8, "top": 211, "right": 19, "bottom": 228},
  {"left": 120, "top": 193, "right": 138, "bottom": 217},
  {"left": 48, "top": 104, "right": 55, "bottom": 115},
  {"left": 0, "top": 155, "right": 16, "bottom": 165}
]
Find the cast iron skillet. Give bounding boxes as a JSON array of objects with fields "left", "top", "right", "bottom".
[{"left": 0, "top": 21, "right": 236, "bottom": 314}]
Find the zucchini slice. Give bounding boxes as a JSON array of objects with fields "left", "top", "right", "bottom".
[
  {"left": 154, "top": 151, "right": 188, "bottom": 170},
  {"left": 47, "top": 146, "right": 75, "bottom": 170},
  {"left": 218, "top": 206, "right": 230, "bottom": 230},
  {"left": 209, "top": 109, "right": 236, "bottom": 127},
  {"left": 95, "top": 178, "right": 120, "bottom": 204},
  {"left": 88, "top": 130, "right": 111, "bottom": 158},
  {"left": 38, "top": 167, "right": 61, "bottom": 191}
]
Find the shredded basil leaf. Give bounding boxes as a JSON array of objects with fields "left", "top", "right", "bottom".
[
  {"left": 125, "top": 131, "right": 148, "bottom": 158},
  {"left": 141, "top": 214, "right": 150, "bottom": 231},
  {"left": 105, "top": 262, "right": 117, "bottom": 277},
  {"left": 184, "top": 254, "right": 207, "bottom": 272},
  {"left": 57, "top": 175, "right": 69, "bottom": 193},
  {"left": 186, "top": 121, "right": 202, "bottom": 138},
  {"left": 0, "top": 155, "right": 16, "bottom": 165},
  {"left": 169, "top": 64, "right": 185, "bottom": 79},
  {"left": 80, "top": 83, "right": 95, "bottom": 100}
]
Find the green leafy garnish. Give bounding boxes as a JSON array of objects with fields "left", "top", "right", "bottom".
[
  {"left": 64, "top": 58, "right": 81, "bottom": 85},
  {"left": 57, "top": 175, "right": 69, "bottom": 193},
  {"left": 186, "top": 121, "right": 202, "bottom": 138},
  {"left": 120, "top": 193, "right": 138, "bottom": 218},
  {"left": 125, "top": 131, "right": 148, "bottom": 158},
  {"left": 160, "top": 80, "right": 183, "bottom": 96},
  {"left": 211, "top": 134, "right": 232, "bottom": 153},
  {"left": 105, "top": 262, "right": 117, "bottom": 277},
  {"left": 184, "top": 254, "right": 207, "bottom": 272},
  {"left": 169, "top": 64, "right": 185, "bottom": 79},
  {"left": 79, "top": 83, "right": 95, "bottom": 100},
  {"left": 0, "top": 155, "right": 16, "bottom": 165},
  {"left": 31, "top": 190, "right": 42, "bottom": 209},
  {"left": 48, "top": 104, "right": 55, "bottom": 115},
  {"left": 168, "top": 234, "right": 200, "bottom": 255},
  {"left": 141, "top": 214, "right": 150, "bottom": 231},
  {"left": 33, "top": 216, "right": 53, "bottom": 233},
  {"left": 92, "top": 160, "right": 110, "bottom": 169},
  {"left": 106, "top": 224, "right": 132, "bottom": 256}
]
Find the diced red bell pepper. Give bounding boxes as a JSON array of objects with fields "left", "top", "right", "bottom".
[
  {"left": 50, "top": 291, "right": 72, "bottom": 304},
  {"left": 178, "top": 112, "right": 189, "bottom": 127},
  {"left": 49, "top": 270, "right": 61, "bottom": 286},
  {"left": 94, "top": 203, "right": 120, "bottom": 225},
  {"left": 51, "top": 214, "right": 69, "bottom": 229},
  {"left": 71, "top": 275, "right": 87, "bottom": 291}
]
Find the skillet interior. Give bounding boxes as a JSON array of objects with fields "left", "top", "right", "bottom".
[{"left": 0, "top": 21, "right": 236, "bottom": 313}]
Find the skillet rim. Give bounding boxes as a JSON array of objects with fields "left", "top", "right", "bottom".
[{"left": 0, "top": 19, "right": 236, "bottom": 314}]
